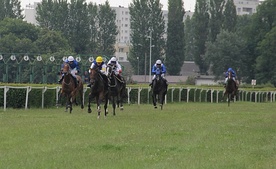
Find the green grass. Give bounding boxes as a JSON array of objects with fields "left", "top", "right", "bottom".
[{"left": 0, "top": 102, "right": 275, "bottom": 169}]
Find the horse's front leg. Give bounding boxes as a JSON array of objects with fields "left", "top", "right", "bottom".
[
  {"left": 96, "top": 97, "right": 101, "bottom": 119},
  {"left": 118, "top": 93, "right": 123, "bottom": 110},
  {"left": 88, "top": 93, "right": 92, "bottom": 113},
  {"left": 112, "top": 96, "right": 116, "bottom": 116},
  {"left": 159, "top": 92, "right": 164, "bottom": 110},
  {"left": 104, "top": 94, "right": 108, "bottom": 117},
  {"left": 152, "top": 93, "right": 157, "bottom": 108}
]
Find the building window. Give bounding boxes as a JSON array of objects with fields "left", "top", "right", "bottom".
[
  {"left": 119, "top": 57, "right": 124, "bottom": 61},
  {"left": 119, "top": 48, "right": 124, "bottom": 52},
  {"left": 125, "top": 24, "right": 128, "bottom": 27}
]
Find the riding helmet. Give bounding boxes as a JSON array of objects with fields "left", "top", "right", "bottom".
[
  {"left": 68, "top": 56, "right": 74, "bottom": 62},
  {"left": 96, "top": 56, "right": 103, "bottom": 63}
]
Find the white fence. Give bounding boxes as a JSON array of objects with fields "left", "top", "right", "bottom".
[{"left": 1, "top": 86, "right": 276, "bottom": 111}]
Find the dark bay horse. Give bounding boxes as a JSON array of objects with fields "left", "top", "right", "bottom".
[
  {"left": 106, "top": 64, "right": 127, "bottom": 115},
  {"left": 152, "top": 72, "right": 168, "bottom": 110},
  {"left": 87, "top": 67, "right": 109, "bottom": 119},
  {"left": 223, "top": 71, "right": 237, "bottom": 107},
  {"left": 60, "top": 63, "right": 84, "bottom": 113}
]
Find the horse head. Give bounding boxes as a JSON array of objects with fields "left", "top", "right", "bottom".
[
  {"left": 63, "top": 63, "right": 70, "bottom": 75},
  {"left": 228, "top": 71, "right": 233, "bottom": 80},
  {"left": 89, "top": 67, "right": 99, "bottom": 86}
]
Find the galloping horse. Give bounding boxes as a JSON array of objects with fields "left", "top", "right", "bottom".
[
  {"left": 223, "top": 71, "right": 237, "bottom": 107},
  {"left": 60, "top": 63, "right": 84, "bottom": 113},
  {"left": 106, "top": 64, "right": 127, "bottom": 115},
  {"left": 87, "top": 67, "right": 109, "bottom": 119},
  {"left": 151, "top": 70, "right": 168, "bottom": 110}
]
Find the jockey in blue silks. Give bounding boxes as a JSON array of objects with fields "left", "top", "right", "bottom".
[
  {"left": 224, "top": 67, "right": 238, "bottom": 88},
  {"left": 58, "top": 56, "right": 80, "bottom": 87},
  {"left": 149, "top": 59, "right": 168, "bottom": 86}
]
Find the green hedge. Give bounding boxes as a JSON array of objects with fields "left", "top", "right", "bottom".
[{"left": 0, "top": 86, "right": 275, "bottom": 108}]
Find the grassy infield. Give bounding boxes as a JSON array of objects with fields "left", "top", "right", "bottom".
[{"left": 0, "top": 102, "right": 275, "bottom": 169}]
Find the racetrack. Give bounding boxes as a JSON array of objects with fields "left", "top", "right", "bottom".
[{"left": 0, "top": 102, "right": 275, "bottom": 169}]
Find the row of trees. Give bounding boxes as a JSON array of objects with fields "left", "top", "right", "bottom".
[{"left": 0, "top": 0, "right": 276, "bottom": 85}]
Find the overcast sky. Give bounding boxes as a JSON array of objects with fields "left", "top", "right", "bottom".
[{"left": 21, "top": 0, "right": 196, "bottom": 11}]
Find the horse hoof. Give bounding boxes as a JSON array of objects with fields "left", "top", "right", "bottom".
[
  {"left": 88, "top": 110, "right": 92, "bottom": 113},
  {"left": 154, "top": 106, "right": 157, "bottom": 109},
  {"left": 120, "top": 107, "right": 124, "bottom": 110}
]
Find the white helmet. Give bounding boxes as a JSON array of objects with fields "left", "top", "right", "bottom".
[
  {"left": 111, "top": 57, "right": 117, "bottom": 62},
  {"left": 156, "top": 60, "right": 162, "bottom": 64},
  {"left": 68, "top": 56, "right": 74, "bottom": 61}
]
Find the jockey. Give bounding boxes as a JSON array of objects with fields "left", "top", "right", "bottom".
[
  {"left": 58, "top": 56, "right": 80, "bottom": 87},
  {"left": 225, "top": 67, "right": 237, "bottom": 88},
  {"left": 107, "top": 57, "right": 124, "bottom": 81},
  {"left": 87, "top": 56, "right": 108, "bottom": 89},
  {"left": 149, "top": 59, "right": 168, "bottom": 86}
]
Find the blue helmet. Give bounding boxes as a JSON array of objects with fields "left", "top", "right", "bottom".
[{"left": 228, "top": 68, "right": 233, "bottom": 72}]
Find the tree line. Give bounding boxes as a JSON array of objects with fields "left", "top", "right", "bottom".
[{"left": 0, "top": 0, "right": 276, "bottom": 86}]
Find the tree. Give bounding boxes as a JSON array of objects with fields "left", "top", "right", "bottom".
[
  {"left": 87, "top": 3, "right": 99, "bottom": 54},
  {"left": 222, "top": 0, "right": 237, "bottom": 32},
  {"left": 0, "top": 0, "right": 23, "bottom": 20},
  {"left": 129, "top": 0, "right": 165, "bottom": 75},
  {"left": 166, "top": 0, "right": 185, "bottom": 75},
  {"left": 255, "top": 27, "right": 276, "bottom": 86},
  {"left": 97, "top": 1, "right": 118, "bottom": 56},
  {"left": 148, "top": 0, "right": 166, "bottom": 67},
  {"left": 208, "top": 0, "right": 225, "bottom": 42},
  {"left": 206, "top": 30, "right": 247, "bottom": 80},
  {"left": 243, "top": 0, "right": 276, "bottom": 83},
  {"left": 192, "top": 0, "right": 209, "bottom": 74},
  {"left": 0, "top": 18, "right": 39, "bottom": 53},
  {"left": 35, "top": 28, "right": 72, "bottom": 54},
  {"left": 68, "top": 0, "right": 90, "bottom": 54},
  {"left": 184, "top": 16, "right": 194, "bottom": 61}
]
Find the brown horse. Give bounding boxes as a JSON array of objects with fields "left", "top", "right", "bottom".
[
  {"left": 223, "top": 71, "right": 238, "bottom": 107},
  {"left": 60, "top": 63, "right": 84, "bottom": 113},
  {"left": 87, "top": 67, "right": 109, "bottom": 119}
]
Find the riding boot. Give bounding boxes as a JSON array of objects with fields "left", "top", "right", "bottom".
[
  {"left": 149, "top": 80, "right": 153, "bottom": 86},
  {"left": 87, "top": 83, "right": 91, "bottom": 88},
  {"left": 165, "top": 79, "right": 168, "bottom": 86},
  {"left": 58, "top": 75, "right": 64, "bottom": 84}
]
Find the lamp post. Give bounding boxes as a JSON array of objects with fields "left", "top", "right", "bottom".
[
  {"left": 137, "top": 57, "right": 139, "bottom": 75},
  {"left": 149, "top": 31, "right": 152, "bottom": 82}
]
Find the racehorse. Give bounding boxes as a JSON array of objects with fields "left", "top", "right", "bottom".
[
  {"left": 106, "top": 64, "right": 127, "bottom": 116},
  {"left": 60, "top": 63, "right": 84, "bottom": 113},
  {"left": 87, "top": 67, "right": 109, "bottom": 119},
  {"left": 223, "top": 71, "right": 237, "bottom": 107},
  {"left": 151, "top": 70, "right": 168, "bottom": 110}
]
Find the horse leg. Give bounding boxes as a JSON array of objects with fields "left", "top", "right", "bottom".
[
  {"left": 79, "top": 89, "right": 84, "bottom": 109},
  {"left": 160, "top": 92, "right": 164, "bottom": 110},
  {"left": 228, "top": 94, "right": 231, "bottom": 107},
  {"left": 118, "top": 90, "right": 124, "bottom": 110},
  {"left": 88, "top": 94, "right": 92, "bottom": 113},
  {"left": 104, "top": 94, "right": 108, "bottom": 117},
  {"left": 112, "top": 96, "right": 116, "bottom": 116},
  {"left": 69, "top": 98, "right": 73, "bottom": 113},
  {"left": 152, "top": 93, "right": 157, "bottom": 109},
  {"left": 96, "top": 97, "right": 101, "bottom": 119}
]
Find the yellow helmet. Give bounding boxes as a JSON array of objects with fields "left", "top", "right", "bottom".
[{"left": 96, "top": 56, "right": 103, "bottom": 63}]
